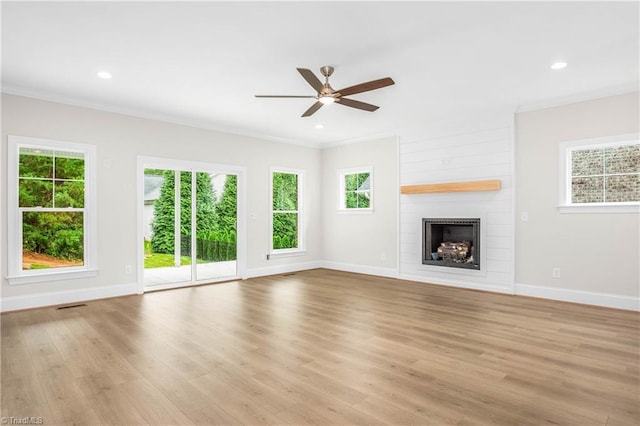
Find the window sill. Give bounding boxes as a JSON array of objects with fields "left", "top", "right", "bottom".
[
  {"left": 337, "top": 209, "right": 374, "bottom": 215},
  {"left": 558, "top": 204, "right": 640, "bottom": 214},
  {"left": 268, "top": 250, "right": 306, "bottom": 260},
  {"left": 7, "top": 268, "right": 98, "bottom": 285}
]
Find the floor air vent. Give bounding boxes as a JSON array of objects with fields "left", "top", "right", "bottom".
[{"left": 56, "top": 303, "right": 87, "bottom": 310}]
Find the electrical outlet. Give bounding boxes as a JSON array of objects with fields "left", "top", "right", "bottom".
[
  {"left": 521, "top": 212, "right": 529, "bottom": 222},
  {"left": 380, "top": 252, "right": 387, "bottom": 261},
  {"left": 125, "top": 264, "right": 133, "bottom": 274},
  {"left": 552, "top": 267, "right": 561, "bottom": 279}
]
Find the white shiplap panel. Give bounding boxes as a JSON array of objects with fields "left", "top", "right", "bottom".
[
  {"left": 401, "top": 140, "right": 512, "bottom": 164},
  {"left": 401, "top": 151, "right": 511, "bottom": 174},
  {"left": 401, "top": 164, "right": 511, "bottom": 184},
  {"left": 486, "top": 235, "right": 512, "bottom": 249},
  {"left": 398, "top": 117, "right": 515, "bottom": 292},
  {"left": 486, "top": 247, "right": 513, "bottom": 261},
  {"left": 401, "top": 127, "right": 510, "bottom": 153}
]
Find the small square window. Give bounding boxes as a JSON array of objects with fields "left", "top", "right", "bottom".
[{"left": 338, "top": 167, "right": 373, "bottom": 213}]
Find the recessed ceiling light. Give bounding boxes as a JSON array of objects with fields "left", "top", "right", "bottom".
[
  {"left": 550, "top": 62, "right": 568, "bottom": 70},
  {"left": 315, "top": 124, "right": 324, "bottom": 129},
  {"left": 97, "top": 71, "right": 112, "bottom": 79}
]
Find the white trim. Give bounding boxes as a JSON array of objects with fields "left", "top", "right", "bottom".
[
  {"left": 558, "top": 204, "right": 640, "bottom": 214},
  {"left": 516, "top": 85, "right": 639, "bottom": 113},
  {"left": 558, "top": 133, "right": 639, "bottom": 211},
  {"left": 337, "top": 166, "right": 374, "bottom": 212},
  {"left": 1, "top": 87, "right": 324, "bottom": 149},
  {"left": 0, "top": 282, "right": 139, "bottom": 313},
  {"left": 320, "top": 261, "right": 398, "bottom": 279},
  {"left": 136, "top": 156, "right": 248, "bottom": 291},
  {"left": 267, "top": 250, "right": 307, "bottom": 260},
  {"left": 398, "top": 272, "right": 514, "bottom": 295},
  {"left": 7, "top": 135, "right": 98, "bottom": 285},
  {"left": 245, "top": 261, "right": 322, "bottom": 279},
  {"left": 270, "top": 166, "right": 305, "bottom": 255},
  {"left": 143, "top": 274, "right": 241, "bottom": 293},
  {"left": 515, "top": 283, "right": 639, "bottom": 312},
  {"left": 7, "top": 269, "right": 98, "bottom": 285}
]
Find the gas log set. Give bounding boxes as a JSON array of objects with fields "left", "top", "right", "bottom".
[{"left": 435, "top": 241, "right": 474, "bottom": 263}]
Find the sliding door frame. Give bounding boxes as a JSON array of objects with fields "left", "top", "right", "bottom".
[{"left": 136, "top": 156, "right": 247, "bottom": 293}]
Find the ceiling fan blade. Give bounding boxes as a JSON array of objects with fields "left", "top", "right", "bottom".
[
  {"left": 337, "top": 97, "right": 379, "bottom": 112},
  {"left": 336, "top": 77, "right": 395, "bottom": 97},
  {"left": 255, "top": 95, "right": 317, "bottom": 98},
  {"left": 301, "top": 101, "right": 323, "bottom": 117},
  {"left": 297, "top": 68, "right": 324, "bottom": 93}
]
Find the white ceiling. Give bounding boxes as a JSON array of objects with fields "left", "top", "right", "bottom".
[{"left": 2, "top": 1, "right": 638, "bottom": 147}]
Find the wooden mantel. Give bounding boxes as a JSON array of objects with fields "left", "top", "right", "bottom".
[{"left": 400, "top": 179, "right": 501, "bottom": 195}]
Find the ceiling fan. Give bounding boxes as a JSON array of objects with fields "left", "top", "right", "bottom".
[{"left": 255, "top": 66, "right": 395, "bottom": 117}]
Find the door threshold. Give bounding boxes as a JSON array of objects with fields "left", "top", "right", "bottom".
[{"left": 143, "top": 275, "right": 240, "bottom": 293}]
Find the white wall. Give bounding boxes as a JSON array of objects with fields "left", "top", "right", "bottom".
[
  {"left": 398, "top": 114, "right": 515, "bottom": 293},
  {"left": 515, "top": 92, "right": 639, "bottom": 310},
  {"left": 321, "top": 137, "right": 398, "bottom": 276},
  {"left": 2, "top": 92, "right": 638, "bottom": 312},
  {"left": 1, "top": 94, "right": 322, "bottom": 310}
]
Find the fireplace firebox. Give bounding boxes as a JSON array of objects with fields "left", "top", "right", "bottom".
[{"left": 422, "top": 218, "right": 480, "bottom": 270}]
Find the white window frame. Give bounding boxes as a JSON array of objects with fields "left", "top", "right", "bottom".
[
  {"left": 337, "top": 166, "right": 374, "bottom": 214},
  {"left": 7, "top": 135, "right": 98, "bottom": 284},
  {"left": 269, "top": 167, "right": 305, "bottom": 258},
  {"left": 558, "top": 133, "right": 639, "bottom": 214}
]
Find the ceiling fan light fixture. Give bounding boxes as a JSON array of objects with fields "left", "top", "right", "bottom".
[{"left": 319, "top": 95, "right": 335, "bottom": 105}]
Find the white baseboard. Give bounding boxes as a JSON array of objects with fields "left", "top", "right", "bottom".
[
  {"left": 245, "top": 261, "right": 323, "bottom": 279},
  {"left": 1, "top": 282, "right": 140, "bottom": 313},
  {"left": 320, "top": 261, "right": 399, "bottom": 279},
  {"left": 4, "top": 267, "right": 636, "bottom": 313},
  {"left": 515, "top": 283, "right": 639, "bottom": 311},
  {"left": 399, "top": 272, "right": 514, "bottom": 294}
]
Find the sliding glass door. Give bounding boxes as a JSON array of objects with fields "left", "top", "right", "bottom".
[{"left": 140, "top": 161, "right": 240, "bottom": 290}]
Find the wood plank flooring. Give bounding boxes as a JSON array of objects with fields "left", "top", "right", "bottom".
[{"left": 2, "top": 269, "right": 639, "bottom": 425}]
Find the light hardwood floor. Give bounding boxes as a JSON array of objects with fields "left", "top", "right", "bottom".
[{"left": 2, "top": 269, "right": 639, "bottom": 425}]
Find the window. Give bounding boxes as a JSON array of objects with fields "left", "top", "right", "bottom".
[
  {"left": 7, "top": 136, "right": 97, "bottom": 284},
  {"left": 559, "top": 134, "right": 639, "bottom": 213},
  {"left": 270, "top": 168, "right": 303, "bottom": 255},
  {"left": 338, "top": 167, "right": 373, "bottom": 213}
]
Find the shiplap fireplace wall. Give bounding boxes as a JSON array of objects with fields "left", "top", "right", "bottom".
[{"left": 398, "top": 114, "right": 515, "bottom": 293}]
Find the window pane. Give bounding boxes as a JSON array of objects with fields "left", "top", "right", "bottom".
[
  {"left": 605, "top": 145, "right": 639, "bottom": 174},
  {"left": 22, "top": 211, "right": 84, "bottom": 270},
  {"left": 55, "top": 155, "right": 85, "bottom": 180},
  {"left": 356, "top": 192, "right": 371, "bottom": 208},
  {"left": 357, "top": 173, "right": 370, "bottom": 188},
  {"left": 344, "top": 174, "right": 358, "bottom": 191},
  {"left": 273, "top": 212, "right": 298, "bottom": 249},
  {"left": 19, "top": 179, "right": 53, "bottom": 207},
  {"left": 273, "top": 172, "right": 298, "bottom": 211},
  {"left": 571, "top": 176, "right": 604, "bottom": 203},
  {"left": 19, "top": 149, "right": 54, "bottom": 178},
  {"left": 345, "top": 191, "right": 358, "bottom": 208},
  {"left": 54, "top": 180, "right": 85, "bottom": 207},
  {"left": 572, "top": 149, "right": 603, "bottom": 176},
  {"left": 605, "top": 175, "right": 640, "bottom": 202}
]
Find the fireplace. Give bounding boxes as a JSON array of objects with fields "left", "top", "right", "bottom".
[{"left": 422, "top": 218, "right": 480, "bottom": 270}]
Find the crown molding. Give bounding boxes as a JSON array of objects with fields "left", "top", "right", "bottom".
[
  {"left": 1, "top": 85, "right": 324, "bottom": 150},
  {"left": 515, "top": 83, "right": 639, "bottom": 113}
]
